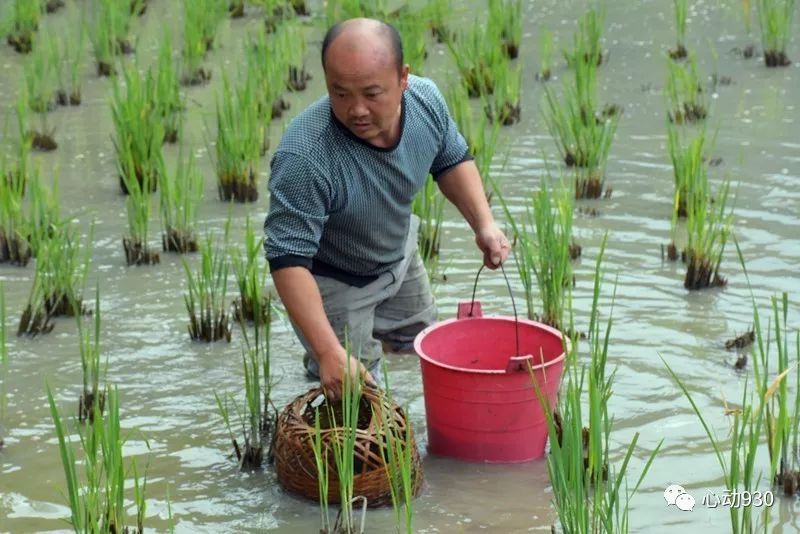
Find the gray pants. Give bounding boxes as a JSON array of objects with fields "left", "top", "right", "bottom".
[{"left": 293, "top": 216, "right": 437, "bottom": 383}]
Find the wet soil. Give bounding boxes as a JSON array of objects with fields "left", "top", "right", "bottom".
[
  {"left": 669, "top": 44, "right": 688, "bottom": 60},
  {"left": 79, "top": 390, "right": 106, "bottom": 424},
  {"left": 764, "top": 50, "right": 791, "bottom": 67},
  {"left": 187, "top": 308, "right": 232, "bottom": 342},
  {"left": 17, "top": 305, "right": 54, "bottom": 337},
  {"left": 684, "top": 252, "right": 727, "bottom": 290},
  {"left": 162, "top": 228, "right": 198, "bottom": 254},
  {"left": 123, "top": 239, "right": 160, "bottom": 266},
  {"left": 218, "top": 170, "right": 258, "bottom": 203},
  {"left": 182, "top": 68, "right": 212, "bottom": 86}
]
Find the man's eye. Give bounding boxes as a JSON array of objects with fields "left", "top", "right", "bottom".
[{"left": 366, "top": 93, "right": 379, "bottom": 98}]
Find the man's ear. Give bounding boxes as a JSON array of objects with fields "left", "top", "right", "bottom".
[{"left": 400, "top": 64, "right": 410, "bottom": 90}]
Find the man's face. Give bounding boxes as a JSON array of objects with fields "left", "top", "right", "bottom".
[{"left": 324, "top": 46, "right": 409, "bottom": 147}]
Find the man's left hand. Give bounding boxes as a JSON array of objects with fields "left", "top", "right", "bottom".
[{"left": 475, "top": 224, "right": 511, "bottom": 269}]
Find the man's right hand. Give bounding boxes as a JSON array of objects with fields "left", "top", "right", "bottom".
[{"left": 317, "top": 346, "right": 377, "bottom": 400}]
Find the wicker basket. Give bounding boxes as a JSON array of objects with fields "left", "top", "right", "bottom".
[{"left": 272, "top": 386, "right": 424, "bottom": 508}]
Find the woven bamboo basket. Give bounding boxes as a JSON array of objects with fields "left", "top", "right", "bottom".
[{"left": 272, "top": 386, "right": 424, "bottom": 508}]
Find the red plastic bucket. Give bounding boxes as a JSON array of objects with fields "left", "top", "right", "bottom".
[{"left": 414, "top": 298, "right": 568, "bottom": 463}]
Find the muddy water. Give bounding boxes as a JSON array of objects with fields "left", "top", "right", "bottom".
[{"left": 2, "top": 0, "right": 800, "bottom": 532}]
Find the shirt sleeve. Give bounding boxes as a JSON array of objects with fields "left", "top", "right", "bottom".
[
  {"left": 427, "top": 81, "right": 473, "bottom": 180},
  {"left": 263, "top": 151, "right": 332, "bottom": 272}
]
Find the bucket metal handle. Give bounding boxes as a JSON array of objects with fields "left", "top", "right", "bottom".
[{"left": 459, "top": 263, "right": 521, "bottom": 362}]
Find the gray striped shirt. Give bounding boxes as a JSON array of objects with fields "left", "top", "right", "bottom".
[{"left": 264, "top": 75, "right": 470, "bottom": 285}]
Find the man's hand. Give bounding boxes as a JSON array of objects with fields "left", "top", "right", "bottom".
[
  {"left": 475, "top": 224, "right": 511, "bottom": 269},
  {"left": 317, "top": 346, "right": 377, "bottom": 400}
]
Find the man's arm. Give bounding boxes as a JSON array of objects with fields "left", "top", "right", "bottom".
[
  {"left": 436, "top": 160, "right": 510, "bottom": 268},
  {"left": 271, "top": 266, "right": 373, "bottom": 399}
]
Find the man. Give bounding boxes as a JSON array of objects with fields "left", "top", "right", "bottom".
[{"left": 264, "top": 18, "right": 510, "bottom": 399}]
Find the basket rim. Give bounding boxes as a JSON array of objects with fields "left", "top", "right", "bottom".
[{"left": 285, "top": 386, "right": 407, "bottom": 437}]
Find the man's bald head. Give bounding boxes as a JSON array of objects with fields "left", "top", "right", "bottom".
[{"left": 321, "top": 18, "right": 404, "bottom": 76}]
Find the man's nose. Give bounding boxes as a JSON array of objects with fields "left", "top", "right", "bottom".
[{"left": 348, "top": 97, "right": 368, "bottom": 117}]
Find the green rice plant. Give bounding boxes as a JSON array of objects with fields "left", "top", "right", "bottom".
[
  {"left": 738, "top": 247, "right": 800, "bottom": 494},
  {"left": 48, "top": 384, "right": 148, "bottom": 533},
  {"left": 4, "top": 119, "right": 32, "bottom": 196},
  {"left": 276, "top": 21, "right": 312, "bottom": 92},
  {"left": 751, "top": 293, "right": 800, "bottom": 494},
  {"left": 181, "top": 0, "right": 212, "bottom": 85},
  {"left": 130, "top": 0, "right": 147, "bottom": 16},
  {"left": 35, "top": 223, "right": 93, "bottom": 318},
  {"left": 446, "top": 20, "right": 504, "bottom": 97},
  {"left": 25, "top": 163, "right": 61, "bottom": 257},
  {"left": 326, "top": 0, "right": 388, "bottom": 25},
  {"left": 395, "top": 9, "right": 427, "bottom": 75},
  {"left": 112, "top": 63, "right": 164, "bottom": 194},
  {"left": 411, "top": 175, "right": 445, "bottom": 266},
  {"left": 538, "top": 28, "right": 554, "bottom": 81},
  {"left": 78, "top": 287, "right": 106, "bottom": 423},
  {"left": 56, "top": 6, "right": 87, "bottom": 106},
  {"left": 425, "top": 0, "right": 452, "bottom": 43},
  {"left": 683, "top": 165, "right": 732, "bottom": 289},
  {"left": 565, "top": 6, "right": 605, "bottom": 68},
  {"left": 446, "top": 83, "right": 476, "bottom": 153},
  {"left": 183, "top": 233, "right": 231, "bottom": 342},
  {"left": 229, "top": 0, "right": 245, "bottom": 17},
  {"left": 184, "top": 0, "right": 227, "bottom": 56},
  {"left": 664, "top": 359, "right": 770, "bottom": 533},
  {"left": 0, "top": 283, "right": 6, "bottom": 363},
  {"left": 488, "top": 0, "right": 521, "bottom": 59},
  {"left": 121, "top": 150, "right": 160, "bottom": 266},
  {"left": 47, "top": 384, "right": 90, "bottom": 531},
  {"left": 214, "top": 298, "right": 273, "bottom": 469},
  {"left": 66, "top": 18, "right": 86, "bottom": 105},
  {"left": 326, "top": 353, "right": 366, "bottom": 534},
  {"left": 473, "top": 110, "right": 502, "bottom": 203},
  {"left": 541, "top": 57, "right": 619, "bottom": 198},
  {"left": 87, "top": 8, "right": 114, "bottom": 76},
  {"left": 666, "top": 121, "right": 707, "bottom": 221},
  {"left": 6, "top": 0, "right": 40, "bottom": 54},
  {"left": 159, "top": 143, "right": 203, "bottom": 254},
  {"left": 515, "top": 179, "right": 575, "bottom": 329},
  {"left": 17, "top": 261, "right": 54, "bottom": 336},
  {"left": 89, "top": 0, "right": 137, "bottom": 76},
  {"left": 378, "top": 363, "right": 417, "bottom": 534},
  {"left": 212, "top": 73, "right": 261, "bottom": 203},
  {"left": 486, "top": 60, "right": 521, "bottom": 125},
  {"left": 155, "top": 30, "right": 184, "bottom": 144},
  {"left": 24, "top": 35, "right": 58, "bottom": 114},
  {"left": 447, "top": 82, "right": 501, "bottom": 194},
  {"left": 666, "top": 53, "right": 708, "bottom": 124},
  {"left": 231, "top": 217, "right": 272, "bottom": 324},
  {"left": 309, "top": 407, "right": 332, "bottom": 533},
  {"left": 43, "top": 0, "right": 66, "bottom": 14},
  {"left": 289, "top": 0, "right": 309, "bottom": 15},
  {"left": 245, "top": 28, "right": 287, "bottom": 121},
  {"left": 670, "top": 0, "right": 689, "bottom": 59},
  {"left": 0, "top": 152, "right": 32, "bottom": 266},
  {"left": 535, "top": 238, "right": 662, "bottom": 533},
  {"left": 17, "top": 74, "right": 57, "bottom": 152},
  {"left": 1, "top": 283, "right": 7, "bottom": 449},
  {"left": 254, "top": 0, "right": 295, "bottom": 33},
  {"left": 756, "top": 0, "right": 796, "bottom": 66}
]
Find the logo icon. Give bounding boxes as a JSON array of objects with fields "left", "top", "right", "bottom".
[{"left": 664, "top": 484, "right": 694, "bottom": 512}]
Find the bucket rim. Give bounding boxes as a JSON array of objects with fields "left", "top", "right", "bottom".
[{"left": 413, "top": 315, "right": 570, "bottom": 375}]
